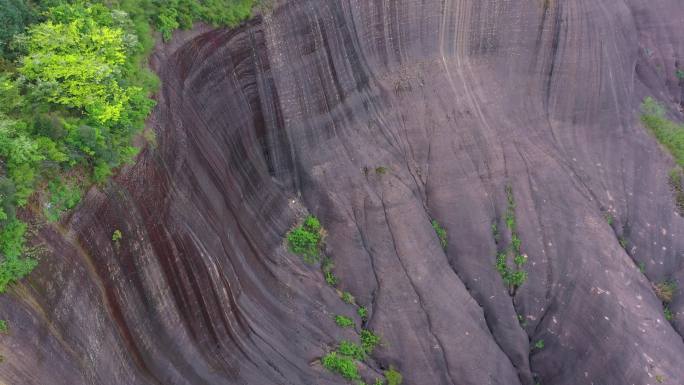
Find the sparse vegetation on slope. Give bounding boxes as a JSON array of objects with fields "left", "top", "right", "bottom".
[
  {"left": 285, "top": 215, "right": 400, "bottom": 384},
  {"left": 494, "top": 185, "right": 528, "bottom": 295}
]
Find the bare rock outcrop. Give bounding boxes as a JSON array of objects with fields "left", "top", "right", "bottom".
[{"left": 1, "top": 1, "right": 684, "bottom": 384}]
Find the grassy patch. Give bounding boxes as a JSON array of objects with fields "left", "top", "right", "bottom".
[
  {"left": 335, "top": 315, "right": 355, "bottom": 328},
  {"left": 534, "top": 339, "right": 545, "bottom": 350},
  {"left": 0, "top": 319, "right": 7, "bottom": 334},
  {"left": 641, "top": 97, "right": 684, "bottom": 166},
  {"left": 431, "top": 219, "right": 447, "bottom": 250}
]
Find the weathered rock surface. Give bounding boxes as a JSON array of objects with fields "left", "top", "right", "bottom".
[{"left": 2, "top": 1, "right": 684, "bottom": 384}]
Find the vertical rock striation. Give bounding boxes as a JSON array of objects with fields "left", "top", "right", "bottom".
[{"left": 1, "top": 1, "right": 684, "bottom": 384}]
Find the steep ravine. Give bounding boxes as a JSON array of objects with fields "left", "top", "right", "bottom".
[{"left": 2, "top": 1, "right": 684, "bottom": 384}]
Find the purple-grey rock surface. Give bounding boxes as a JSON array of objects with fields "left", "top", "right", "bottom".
[{"left": 2, "top": 0, "right": 684, "bottom": 384}]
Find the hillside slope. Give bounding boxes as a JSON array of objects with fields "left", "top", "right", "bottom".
[{"left": 1, "top": 1, "right": 684, "bottom": 384}]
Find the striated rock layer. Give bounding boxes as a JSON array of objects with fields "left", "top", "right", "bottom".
[{"left": 2, "top": 0, "right": 684, "bottom": 384}]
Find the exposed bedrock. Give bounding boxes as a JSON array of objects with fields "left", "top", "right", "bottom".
[{"left": 1, "top": 0, "right": 684, "bottom": 384}]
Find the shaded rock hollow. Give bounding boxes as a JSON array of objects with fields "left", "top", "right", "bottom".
[{"left": 2, "top": 0, "right": 684, "bottom": 384}]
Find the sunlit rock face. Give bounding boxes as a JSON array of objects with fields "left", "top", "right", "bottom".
[{"left": 2, "top": 1, "right": 684, "bottom": 384}]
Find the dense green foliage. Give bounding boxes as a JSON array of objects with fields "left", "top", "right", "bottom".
[
  {"left": 287, "top": 215, "right": 323, "bottom": 263},
  {"left": 44, "top": 180, "right": 82, "bottom": 222},
  {"left": 0, "top": 0, "right": 256, "bottom": 294},
  {"left": 0, "top": 0, "right": 34, "bottom": 64}
]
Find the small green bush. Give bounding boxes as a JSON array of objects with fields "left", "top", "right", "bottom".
[
  {"left": 325, "top": 270, "right": 338, "bottom": 286},
  {"left": 511, "top": 234, "right": 521, "bottom": 252},
  {"left": 303, "top": 216, "right": 321, "bottom": 232},
  {"left": 357, "top": 306, "right": 368, "bottom": 321},
  {"left": 286, "top": 215, "right": 322, "bottom": 263},
  {"left": 335, "top": 315, "right": 355, "bottom": 328},
  {"left": 338, "top": 340, "right": 365, "bottom": 360},
  {"left": 534, "top": 339, "right": 545, "bottom": 349},
  {"left": 664, "top": 307, "right": 674, "bottom": 321},
  {"left": 360, "top": 329, "right": 380, "bottom": 353},
  {"left": 341, "top": 291, "right": 355, "bottom": 304},
  {"left": 431, "top": 220, "right": 447, "bottom": 250},
  {"left": 384, "top": 367, "right": 403, "bottom": 385},
  {"left": 112, "top": 229, "right": 123, "bottom": 242},
  {"left": 513, "top": 253, "right": 526, "bottom": 267},
  {"left": 321, "top": 351, "right": 359, "bottom": 380},
  {"left": 0, "top": 319, "right": 7, "bottom": 333},
  {"left": 375, "top": 166, "right": 387, "bottom": 175}
]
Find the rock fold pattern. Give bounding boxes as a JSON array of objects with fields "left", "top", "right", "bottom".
[{"left": 1, "top": 1, "right": 684, "bottom": 384}]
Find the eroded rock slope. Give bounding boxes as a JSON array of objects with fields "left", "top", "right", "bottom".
[{"left": 1, "top": 0, "right": 684, "bottom": 384}]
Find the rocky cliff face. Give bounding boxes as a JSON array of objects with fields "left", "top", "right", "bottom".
[{"left": 2, "top": 1, "right": 684, "bottom": 384}]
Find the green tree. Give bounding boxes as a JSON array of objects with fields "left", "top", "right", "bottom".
[
  {"left": 19, "top": 3, "right": 139, "bottom": 123},
  {"left": 0, "top": 0, "right": 34, "bottom": 62}
]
